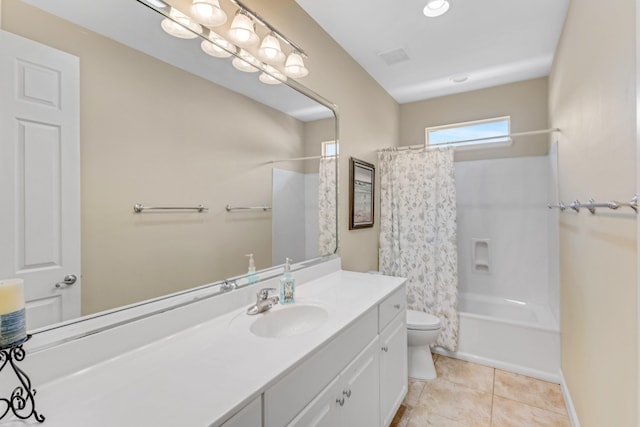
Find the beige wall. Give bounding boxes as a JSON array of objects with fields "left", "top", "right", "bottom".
[
  {"left": 400, "top": 78, "right": 549, "bottom": 162},
  {"left": 248, "top": 0, "right": 400, "bottom": 272},
  {"left": 2, "top": 0, "right": 311, "bottom": 314},
  {"left": 549, "top": 0, "right": 638, "bottom": 425}
]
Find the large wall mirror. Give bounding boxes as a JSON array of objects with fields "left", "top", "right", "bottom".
[{"left": 0, "top": 0, "right": 338, "bottom": 332}]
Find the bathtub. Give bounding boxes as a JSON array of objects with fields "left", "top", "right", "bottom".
[{"left": 434, "top": 293, "right": 561, "bottom": 383}]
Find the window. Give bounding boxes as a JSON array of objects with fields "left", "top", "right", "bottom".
[
  {"left": 322, "top": 140, "right": 339, "bottom": 157},
  {"left": 425, "top": 116, "right": 511, "bottom": 149}
]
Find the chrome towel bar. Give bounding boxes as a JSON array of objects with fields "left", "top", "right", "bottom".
[
  {"left": 225, "top": 205, "right": 271, "bottom": 212},
  {"left": 133, "top": 203, "right": 208, "bottom": 213}
]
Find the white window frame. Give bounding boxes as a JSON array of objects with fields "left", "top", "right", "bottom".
[
  {"left": 322, "top": 140, "right": 339, "bottom": 157},
  {"left": 425, "top": 116, "right": 512, "bottom": 150}
]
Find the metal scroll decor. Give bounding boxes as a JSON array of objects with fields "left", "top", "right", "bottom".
[{"left": 0, "top": 336, "right": 45, "bottom": 423}]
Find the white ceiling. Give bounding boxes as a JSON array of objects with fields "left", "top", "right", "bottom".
[{"left": 295, "top": 0, "right": 570, "bottom": 103}]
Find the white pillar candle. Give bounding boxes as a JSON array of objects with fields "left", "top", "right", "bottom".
[{"left": 0, "top": 278, "right": 27, "bottom": 348}]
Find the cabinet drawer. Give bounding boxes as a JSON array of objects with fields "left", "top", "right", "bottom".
[{"left": 378, "top": 286, "right": 406, "bottom": 332}]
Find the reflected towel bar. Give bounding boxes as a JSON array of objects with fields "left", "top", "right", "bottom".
[
  {"left": 134, "top": 204, "right": 208, "bottom": 213},
  {"left": 547, "top": 194, "right": 638, "bottom": 214},
  {"left": 226, "top": 205, "right": 272, "bottom": 212}
]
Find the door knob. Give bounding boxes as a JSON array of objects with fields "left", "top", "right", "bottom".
[{"left": 55, "top": 274, "right": 77, "bottom": 288}]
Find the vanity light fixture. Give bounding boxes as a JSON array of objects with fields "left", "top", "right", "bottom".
[
  {"left": 423, "top": 0, "right": 451, "bottom": 17},
  {"left": 149, "top": 0, "right": 310, "bottom": 85},
  {"left": 284, "top": 52, "right": 309, "bottom": 78},
  {"left": 160, "top": 7, "right": 202, "bottom": 39},
  {"left": 201, "top": 34, "right": 235, "bottom": 58},
  {"left": 228, "top": 11, "right": 260, "bottom": 47},
  {"left": 232, "top": 49, "right": 261, "bottom": 72},
  {"left": 191, "top": 0, "right": 227, "bottom": 27},
  {"left": 258, "top": 33, "right": 286, "bottom": 64},
  {"left": 259, "top": 65, "right": 286, "bottom": 85}
]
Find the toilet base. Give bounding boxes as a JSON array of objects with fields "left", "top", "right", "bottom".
[{"left": 408, "top": 345, "right": 436, "bottom": 380}]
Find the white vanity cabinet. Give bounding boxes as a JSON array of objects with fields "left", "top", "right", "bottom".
[
  {"left": 378, "top": 287, "right": 408, "bottom": 426},
  {"left": 379, "top": 314, "right": 408, "bottom": 426},
  {"left": 287, "top": 338, "right": 379, "bottom": 427},
  {"left": 266, "top": 285, "right": 407, "bottom": 427}
]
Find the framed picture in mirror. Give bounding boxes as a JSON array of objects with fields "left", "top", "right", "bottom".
[{"left": 349, "top": 158, "right": 375, "bottom": 229}]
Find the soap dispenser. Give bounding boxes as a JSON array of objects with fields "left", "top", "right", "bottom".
[
  {"left": 246, "top": 254, "right": 258, "bottom": 285},
  {"left": 279, "top": 257, "right": 295, "bottom": 304}
]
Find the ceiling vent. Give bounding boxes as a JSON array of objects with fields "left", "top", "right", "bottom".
[{"left": 378, "top": 48, "right": 410, "bottom": 66}]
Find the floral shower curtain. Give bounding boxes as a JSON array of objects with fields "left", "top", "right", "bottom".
[
  {"left": 378, "top": 148, "right": 459, "bottom": 351},
  {"left": 318, "top": 157, "right": 337, "bottom": 255}
]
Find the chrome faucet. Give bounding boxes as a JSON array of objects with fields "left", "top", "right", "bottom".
[
  {"left": 220, "top": 279, "right": 236, "bottom": 293},
  {"left": 247, "top": 288, "right": 279, "bottom": 315}
]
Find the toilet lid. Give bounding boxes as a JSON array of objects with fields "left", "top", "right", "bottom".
[{"left": 406, "top": 310, "right": 441, "bottom": 331}]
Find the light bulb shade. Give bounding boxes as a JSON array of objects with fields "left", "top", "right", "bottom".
[
  {"left": 228, "top": 12, "right": 259, "bottom": 47},
  {"left": 161, "top": 8, "right": 202, "bottom": 39},
  {"left": 284, "top": 52, "right": 309, "bottom": 78},
  {"left": 232, "top": 50, "right": 261, "bottom": 73},
  {"left": 259, "top": 65, "right": 286, "bottom": 85},
  {"left": 201, "top": 33, "right": 235, "bottom": 58},
  {"left": 257, "top": 34, "right": 285, "bottom": 64},
  {"left": 423, "top": 0, "right": 450, "bottom": 17},
  {"left": 191, "top": 0, "right": 227, "bottom": 27}
]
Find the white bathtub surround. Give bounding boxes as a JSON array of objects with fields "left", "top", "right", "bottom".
[
  {"left": 379, "top": 147, "right": 459, "bottom": 351},
  {"left": 451, "top": 155, "right": 560, "bottom": 382},
  {"left": 318, "top": 156, "right": 337, "bottom": 255},
  {"left": 435, "top": 292, "right": 560, "bottom": 382},
  {"left": 455, "top": 155, "right": 555, "bottom": 307},
  {"left": 16, "top": 259, "right": 406, "bottom": 426}
]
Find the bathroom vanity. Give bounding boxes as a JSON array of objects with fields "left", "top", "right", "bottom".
[{"left": 16, "top": 258, "right": 407, "bottom": 427}]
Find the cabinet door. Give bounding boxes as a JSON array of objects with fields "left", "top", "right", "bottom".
[
  {"left": 287, "top": 376, "right": 341, "bottom": 427},
  {"left": 339, "top": 337, "right": 380, "bottom": 427},
  {"left": 379, "top": 314, "right": 408, "bottom": 427},
  {"left": 221, "top": 396, "right": 261, "bottom": 427}
]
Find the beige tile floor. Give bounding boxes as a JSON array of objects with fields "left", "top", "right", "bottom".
[{"left": 391, "top": 354, "right": 571, "bottom": 427}]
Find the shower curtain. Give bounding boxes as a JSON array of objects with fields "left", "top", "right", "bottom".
[
  {"left": 318, "top": 157, "right": 337, "bottom": 255},
  {"left": 378, "top": 148, "right": 459, "bottom": 351}
]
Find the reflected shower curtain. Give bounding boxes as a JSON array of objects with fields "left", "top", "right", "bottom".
[
  {"left": 318, "top": 157, "right": 337, "bottom": 255},
  {"left": 378, "top": 148, "right": 459, "bottom": 351}
]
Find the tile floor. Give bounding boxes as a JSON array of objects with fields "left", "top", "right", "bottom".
[{"left": 391, "top": 354, "right": 570, "bottom": 427}]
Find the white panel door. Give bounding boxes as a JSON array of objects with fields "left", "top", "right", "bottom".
[{"left": 0, "top": 31, "right": 80, "bottom": 329}]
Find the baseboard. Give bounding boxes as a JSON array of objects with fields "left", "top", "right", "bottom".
[
  {"left": 432, "top": 348, "right": 561, "bottom": 384},
  {"left": 559, "top": 369, "right": 581, "bottom": 427}
]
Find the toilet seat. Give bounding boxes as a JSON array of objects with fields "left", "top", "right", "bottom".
[{"left": 407, "top": 310, "right": 441, "bottom": 331}]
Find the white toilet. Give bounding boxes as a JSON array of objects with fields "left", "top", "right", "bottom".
[{"left": 406, "top": 309, "right": 442, "bottom": 380}]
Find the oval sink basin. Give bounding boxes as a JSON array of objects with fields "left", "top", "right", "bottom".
[{"left": 250, "top": 305, "right": 328, "bottom": 338}]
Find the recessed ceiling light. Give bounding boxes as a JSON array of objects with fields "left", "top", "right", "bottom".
[
  {"left": 423, "top": 0, "right": 450, "bottom": 17},
  {"left": 450, "top": 74, "right": 469, "bottom": 83}
]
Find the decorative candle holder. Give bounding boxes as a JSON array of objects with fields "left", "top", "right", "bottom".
[{"left": 0, "top": 335, "right": 45, "bottom": 423}]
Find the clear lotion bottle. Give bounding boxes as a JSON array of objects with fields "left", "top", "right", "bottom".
[{"left": 280, "top": 257, "right": 295, "bottom": 304}]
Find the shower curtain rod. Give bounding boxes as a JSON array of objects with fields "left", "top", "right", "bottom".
[
  {"left": 377, "top": 128, "right": 560, "bottom": 152},
  {"left": 270, "top": 155, "right": 334, "bottom": 163}
]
